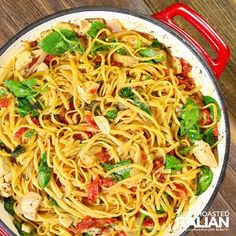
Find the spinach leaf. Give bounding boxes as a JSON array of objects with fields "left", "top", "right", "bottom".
[
  {"left": 156, "top": 205, "right": 165, "bottom": 214},
  {"left": 4, "top": 197, "right": 15, "bottom": 215},
  {"left": 82, "top": 233, "right": 92, "bottom": 236},
  {"left": 151, "top": 39, "right": 163, "bottom": 48},
  {"left": 24, "top": 129, "right": 35, "bottom": 138},
  {"left": 119, "top": 87, "right": 134, "bottom": 98},
  {"left": 165, "top": 154, "right": 183, "bottom": 171},
  {"left": 179, "top": 146, "right": 194, "bottom": 156},
  {"left": 12, "top": 145, "right": 26, "bottom": 158},
  {"left": 102, "top": 160, "right": 132, "bottom": 182},
  {"left": 49, "top": 197, "right": 59, "bottom": 207},
  {"left": 132, "top": 97, "right": 151, "bottom": 115},
  {"left": 39, "top": 29, "right": 84, "bottom": 55},
  {"left": 139, "top": 48, "right": 165, "bottom": 62},
  {"left": 117, "top": 47, "right": 127, "bottom": 55},
  {"left": 17, "top": 98, "right": 39, "bottom": 117},
  {"left": 137, "top": 213, "right": 146, "bottom": 236},
  {"left": 196, "top": 166, "right": 213, "bottom": 195},
  {"left": 105, "top": 109, "right": 118, "bottom": 119},
  {"left": 119, "top": 87, "right": 151, "bottom": 114},
  {"left": 203, "top": 127, "right": 217, "bottom": 146},
  {"left": 91, "top": 43, "right": 110, "bottom": 55},
  {"left": 0, "top": 89, "right": 7, "bottom": 97},
  {"left": 13, "top": 219, "right": 36, "bottom": 236},
  {"left": 4, "top": 80, "right": 37, "bottom": 100},
  {"left": 38, "top": 152, "right": 51, "bottom": 188},
  {"left": 87, "top": 21, "right": 106, "bottom": 38},
  {"left": 203, "top": 96, "right": 221, "bottom": 121},
  {"left": 179, "top": 100, "right": 201, "bottom": 141}
]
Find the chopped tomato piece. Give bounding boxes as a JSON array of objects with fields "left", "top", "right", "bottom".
[
  {"left": 32, "top": 117, "right": 39, "bottom": 126},
  {"left": 143, "top": 218, "right": 154, "bottom": 227},
  {"left": 159, "top": 215, "right": 168, "bottom": 225},
  {"left": 101, "top": 177, "right": 115, "bottom": 188},
  {"left": 200, "top": 108, "right": 213, "bottom": 125},
  {"left": 141, "top": 153, "right": 147, "bottom": 163},
  {"left": 88, "top": 88, "right": 97, "bottom": 95},
  {"left": 28, "top": 56, "right": 39, "bottom": 69},
  {"left": 96, "top": 148, "right": 110, "bottom": 162},
  {"left": 69, "top": 101, "right": 75, "bottom": 110},
  {"left": 178, "top": 76, "right": 195, "bottom": 91},
  {"left": 153, "top": 157, "right": 164, "bottom": 172},
  {"left": 85, "top": 131, "right": 94, "bottom": 139},
  {"left": 44, "top": 54, "right": 54, "bottom": 65},
  {"left": 158, "top": 173, "right": 165, "bottom": 183},
  {"left": 0, "top": 98, "right": 10, "bottom": 108},
  {"left": 213, "top": 125, "right": 219, "bottom": 137},
  {"left": 169, "top": 150, "right": 175, "bottom": 156},
  {"left": 73, "top": 134, "right": 83, "bottom": 141},
  {"left": 180, "top": 58, "right": 192, "bottom": 77},
  {"left": 29, "top": 41, "right": 38, "bottom": 47},
  {"left": 74, "top": 216, "right": 116, "bottom": 233},
  {"left": 172, "top": 183, "right": 187, "bottom": 198},
  {"left": 87, "top": 179, "right": 100, "bottom": 201},
  {"left": 111, "top": 61, "right": 123, "bottom": 67},
  {"left": 119, "top": 231, "right": 127, "bottom": 236},
  {"left": 14, "top": 127, "right": 28, "bottom": 139},
  {"left": 85, "top": 113, "right": 98, "bottom": 129},
  {"left": 93, "top": 55, "right": 102, "bottom": 64},
  {"left": 130, "top": 186, "right": 137, "bottom": 192}
]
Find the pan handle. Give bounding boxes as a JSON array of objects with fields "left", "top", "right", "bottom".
[{"left": 152, "top": 3, "right": 230, "bottom": 79}]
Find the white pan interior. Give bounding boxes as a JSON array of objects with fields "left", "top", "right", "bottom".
[{"left": 0, "top": 10, "right": 228, "bottom": 236}]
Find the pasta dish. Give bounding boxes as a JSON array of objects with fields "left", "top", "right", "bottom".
[{"left": 0, "top": 18, "right": 221, "bottom": 236}]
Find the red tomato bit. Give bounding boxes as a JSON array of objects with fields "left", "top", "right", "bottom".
[
  {"left": 213, "top": 125, "right": 219, "bottom": 137},
  {"left": 200, "top": 108, "right": 213, "bottom": 125},
  {"left": 101, "top": 177, "right": 115, "bottom": 188},
  {"left": 32, "top": 117, "right": 39, "bottom": 126},
  {"left": 85, "top": 113, "right": 98, "bottom": 129},
  {"left": 0, "top": 98, "right": 10, "bottom": 108},
  {"left": 180, "top": 58, "right": 192, "bottom": 77},
  {"left": 95, "top": 148, "right": 110, "bottom": 162},
  {"left": 172, "top": 183, "right": 187, "bottom": 198},
  {"left": 153, "top": 157, "right": 164, "bottom": 172},
  {"left": 28, "top": 56, "right": 39, "bottom": 69},
  {"left": 87, "top": 179, "right": 100, "bottom": 201},
  {"left": 118, "top": 231, "right": 127, "bottom": 236},
  {"left": 14, "top": 127, "right": 28, "bottom": 139},
  {"left": 44, "top": 54, "right": 55, "bottom": 65}
]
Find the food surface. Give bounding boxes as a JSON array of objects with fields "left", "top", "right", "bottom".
[{"left": 0, "top": 18, "right": 221, "bottom": 236}]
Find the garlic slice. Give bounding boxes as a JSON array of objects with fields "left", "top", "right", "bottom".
[{"left": 94, "top": 116, "right": 110, "bottom": 135}]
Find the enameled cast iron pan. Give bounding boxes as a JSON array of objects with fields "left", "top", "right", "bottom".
[{"left": 0, "top": 3, "right": 230, "bottom": 236}]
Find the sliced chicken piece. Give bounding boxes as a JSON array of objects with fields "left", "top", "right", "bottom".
[
  {"left": 106, "top": 19, "right": 123, "bottom": 33},
  {"left": 59, "top": 215, "right": 74, "bottom": 228},
  {"left": 21, "top": 223, "right": 34, "bottom": 233},
  {"left": 15, "top": 51, "right": 32, "bottom": 71},
  {"left": 94, "top": 116, "right": 110, "bottom": 135},
  {"left": 0, "top": 157, "right": 13, "bottom": 197},
  {"left": 77, "top": 81, "right": 100, "bottom": 104},
  {"left": 19, "top": 192, "right": 42, "bottom": 220},
  {"left": 113, "top": 54, "right": 138, "bottom": 67},
  {"left": 192, "top": 140, "right": 217, "bottom": 167}
]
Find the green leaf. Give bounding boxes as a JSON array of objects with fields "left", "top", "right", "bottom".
[
  {"left": 196, "top": 166, "right": 213, "bottom": 195},
  {"left": 137, "top": 213, "right": 146, "bottom": 236},
  {"left": 0, "top": 89, "right": 7, "bottom": 97},
  {"left": 17, "top": 98, "right": 39, "bottom": 117},
  {"left": 4, "top": 80, "right": 37, "bottom": 100},
  {"left": 139, "top": 48, "right": 165, "bottom": 62},
  {"left": 119, "top": 87, "right": 134, "bottom": 98},
  {"left": 151, "top": 39, "right": 163, "bottom": 48},
  {"left": 4, "top": 197, "right": 15, "bottom": 215},
  {"left": 102, "top": 160, "right": 132, "bottom": 182},
  {"left": 132, "top": 97, "right": 151, "bottom": 115},
  {"left": 179, "top": 100, "right": 201, "bottom": 141},
  {"left": 12, "top": 145, "right": 26, "bottom": 158},
  {"left": 134, "top": 39, "right": 142, "bottom": 49},
  {"left": 39, "top": 29, "right": 84, "bottom": 55},
  {"left": 24, "top": 129, "right": 35, "bottom": 138},
  {"left": 179, "top": 146, "right": 194, "bottom": 156},
  {"left": 203, "top": 96, "right": 221, "bottom": 121},
  {"left": 49, "top": 197, "right": 59, "bottom": 207},
  {"left": 165, "top": 154, "right": 183, "bottom": 171},
  {"left": 38, "top": 152, "right": 51, "bottom": 188},
  {"left": 82, "top": 233, "right": 92, "bottom": 236},
  {"left": 13, "top": 219, "right": 36, "bottom": 236},
  {"left": 87, "top": 21, "right": 106, "bottom": 38},
  {"left": 203, "top": 127, "right": 217, "bottom": 146},
  {"left": 117, "top": 47, "right": 127, "bottom": 55},
  {"left": 105, "top": 109, "right": 118, "bottom": 119},
  {"left": 91, "top": 43, "right": 110, "bottom": 55},
  {"left": 156, "top": 205, "right": 165, "bottom": 214}
]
